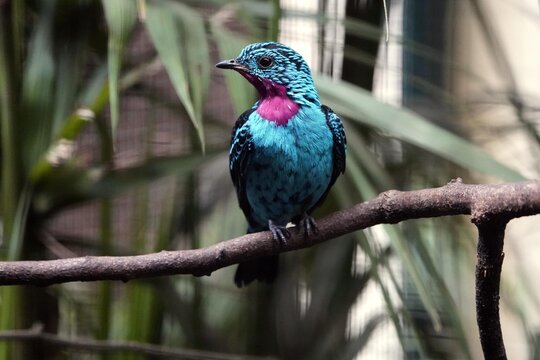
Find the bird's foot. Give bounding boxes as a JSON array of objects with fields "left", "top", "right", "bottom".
[
  {"left": 268, "top": 220, "right": 290, "bottom": 246},
  {"left": 301, "top": 214, "right": 319, "bottom": 238}
]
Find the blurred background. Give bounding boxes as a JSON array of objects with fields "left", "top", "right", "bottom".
[{"left": 0, "top": 0, "right": 539, "bottom": 359}]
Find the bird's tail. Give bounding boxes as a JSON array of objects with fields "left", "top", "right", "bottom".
[
  {"left": 234, "top": 255, "right": 278, "bottom": 288},
  {"left": 234, "top": 226, "right": 279, "bottom": 288}
]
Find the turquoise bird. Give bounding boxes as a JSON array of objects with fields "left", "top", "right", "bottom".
[{"left": 216, "top": 42, "right": 346, "bottom": 287}]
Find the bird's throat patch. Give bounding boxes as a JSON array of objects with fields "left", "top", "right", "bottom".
[
  {"left": 256, "top": 81, "right": 300, "bottom": 125},
  {"left": 257, "top": 96, "right": 300, "bottom": 125}
]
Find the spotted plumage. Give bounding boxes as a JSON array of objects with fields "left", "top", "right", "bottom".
[{"left": 217, "top": 42, "right": 346, "bottom": 287}]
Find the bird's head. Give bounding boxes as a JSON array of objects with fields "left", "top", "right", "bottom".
[{"left": 216, "top": 42, "right": 320, "bottom": 106}]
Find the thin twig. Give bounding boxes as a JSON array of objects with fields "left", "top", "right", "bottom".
[{"left": 0, "top": 323, "right": 275, "bottom": 360}]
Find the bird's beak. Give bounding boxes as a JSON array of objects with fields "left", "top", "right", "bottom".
[{"left": 215, "top": 58, "right": 248, "bottom": 72}]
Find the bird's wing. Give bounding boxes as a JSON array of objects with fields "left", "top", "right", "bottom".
[
  {"left": 323, "top": 105, "right": 347, "bottom": 183},
  {"left": 309, "top": 105, "right": 347, "bottom": 212},
  {"left": 230, "top": 109, "right": 256, "bottom": 224}
]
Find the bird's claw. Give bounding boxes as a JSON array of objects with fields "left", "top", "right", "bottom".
[
  {"left": 301, "top": 214, "right": 319, "bottom": 238},
  {"left": 269, "top": 221, "right": 290, "bottom": 246}
]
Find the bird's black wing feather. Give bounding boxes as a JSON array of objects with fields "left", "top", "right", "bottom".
[
  {"left": 309, "top": 105, "right": 346, "bottom": 212},
  {"left": 229, "top": 108, "right": 256, "bottom": 225}
]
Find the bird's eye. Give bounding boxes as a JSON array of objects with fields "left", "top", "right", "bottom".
[{"left": 258, "top": 56, "right": 273, "bottom": 69}]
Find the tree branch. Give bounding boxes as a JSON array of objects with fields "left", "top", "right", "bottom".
[
  {"left": 1, "top": 179, "right": 540, "bottom": 360},
  {"left": 0, "top": 179, "right": 539, "bottom": 286},
  {"left": 474, "top": 217, "right": 508, "bottom": 360}
]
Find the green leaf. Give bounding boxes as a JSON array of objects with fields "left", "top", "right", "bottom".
[
  {"left": 164, "top": 2, "right": 210, "bottom": 125},
  {"left": 29, "top": 57, "right": 163, "bottom": 184},
  {"left": 102, "top": 0, "right": 138, "bottom": 140},
  {"left": 316, "top": 76, "right": 525, "bottom": 181},
  {"left": 0, "top": 13, "right": 18, "bottom": 237},
  {"left": 20, "top": 1, "right": 56, "bottom": 172},
  {"left": 28, "top": 65, "right": 109, "bottom": 183},
  {"left": 51, "top": 45, "right": 85, "bottom": 136},
  {"left": 145, "top": 0, "right": 205, "bottom": 150},
  {"left": 6, "top": 185, "right": 32, "bottom": 261},
  {"left": 33, "top": 152, "right": 216, "bottom": 213},
  {"left": 345, "top": 126, "right": 394, "bottom": 190}
]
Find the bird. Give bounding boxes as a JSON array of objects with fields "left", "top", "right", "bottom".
[{"left": 216, "top": 42, "right": 346, "bottom": 287}]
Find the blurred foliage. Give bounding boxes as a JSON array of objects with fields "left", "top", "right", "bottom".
[{"left": 0, "top": 0, "right": 536, "bottom": 359}]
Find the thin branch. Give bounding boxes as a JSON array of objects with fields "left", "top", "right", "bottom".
[
  {"left": 0, "top": 179, "right": 539, "bottom": 286},
  {"left": 0, "top": 323, "right": 275, "bottom": 360}
]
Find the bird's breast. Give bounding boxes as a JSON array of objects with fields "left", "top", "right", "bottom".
[
  {"left": 245, "top": 109, "right": 334, "bottom": 225},
  {"left": 249, "top": 107, "right": 332, "bottom": 157}
]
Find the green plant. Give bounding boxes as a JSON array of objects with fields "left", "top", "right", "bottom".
[{"left": 0, "top": 1, "right": 536, "bottom": 359}]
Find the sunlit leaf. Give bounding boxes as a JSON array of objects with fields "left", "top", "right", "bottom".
[
  {"left": 409, "top": 220, "right": 473, "bottom": 358},
  {"left": 344, "top": 156, "right": 442, "bottom": 330},
  {"left": 339, "top": 315, "right": 386, "bottom": 360},
  {"left": 338, "top": 157, "right": 473, "bottom": 359}
]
